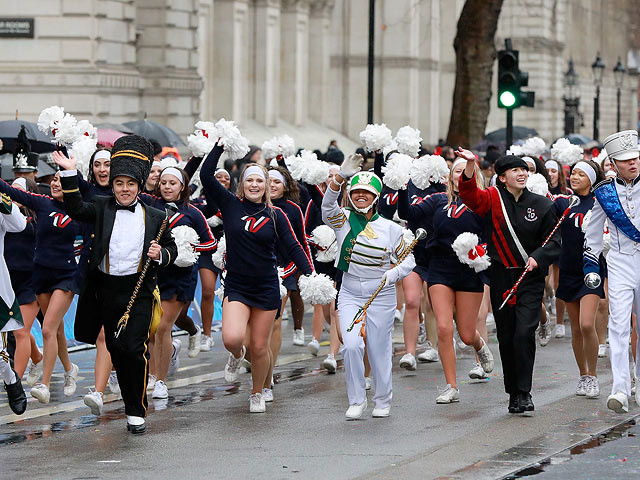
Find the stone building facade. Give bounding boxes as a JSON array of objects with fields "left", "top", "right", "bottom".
[{"left": 0, "top": 0, "right": 638, "bottom": 152}]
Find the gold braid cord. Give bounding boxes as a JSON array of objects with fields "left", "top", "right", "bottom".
[{"left": 115, "top": 217, "right": 169, "bottom": 339}]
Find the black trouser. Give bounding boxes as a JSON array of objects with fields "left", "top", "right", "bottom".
[
  {"left": 489, "top": 263, "right": 546, "bottom": 395},
  {"left": 96, "top": 272, "right": 152, "bottom": 418}
]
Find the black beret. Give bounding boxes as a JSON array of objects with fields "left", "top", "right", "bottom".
[
  {"left": 494, "top": 155, "right": 529, "bottom": 176},
  {"left": 109, "top": 134, "right": 153, "bottom": 186},
  {"left": 325, "top": 147, "right": 344, "bottom": 165}
]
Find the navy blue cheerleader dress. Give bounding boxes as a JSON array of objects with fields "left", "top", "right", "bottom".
[
  {"left": 273, "top": 197, "right": 313, "bottom": 291},
  {"left": 200, "top": 145, "right": 314, "bottom": 311}
]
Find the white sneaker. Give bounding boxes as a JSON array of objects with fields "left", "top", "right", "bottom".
[
  {"left": 30, "top": 383, "right": 50, "bottom": 404},
  {"left": 224, "top": 345, "right": 246, "bottom": 383},
  {"left": 26, "top": 356, "right": 43, "bottom": 386},
  {"left": 152, "top": 380, "right": 168, "bottom": 399},
  {"left": 476, "top": 339, "right": 494, "bottom": 373},
  {"left": 598, "top": 344, "right": 608, "bottom": 358},
  {"left": 84, "top": 390, "right": 104, "bottom": 416},
  {"left": 262, "top": 388, "right": 274, "bottom": 402},
  {"left": 293, "top": 328, "right": 305, "bottom": 346},
  {"left": 606, "top": 391, "right": 629, "bottom": 413},
  {"left": 200, "top": 335, "right": 214, "bottom": 351},
  {"left": 167, "top": 339, "right": 182, "bottom": 376},
  {"left": 240, "top": 358, "right": 251, "bottom": 372},
  {"left": 107, "top": 371, "right": 120, "bottom": 395},
  {"left": 469, "top": 363, "right": 488, "bottom": 379},
  {"left": 585, "top": 376, "right": 600, "bottom": 399},
  {"left": 147, "top": 374, "right": 157, "bottom": 392},
  {"left": 417, "top": 322, "right": 427, "bottom": 348},
  {"left": 554, "top": 324, "right": 565, "bottom": 338},
  {"left": 249, "top": 392, "right": 266, "bottom": 413},
  {"left": 188, "top": 326, "right": 202, "bottom": 358},
  {"left": 365, "top": 377, "right": 372, "bottom": 390},
  {"left": 436, "top": 385, "right": 460, "bottom": 404},
  {"left": 394, "top": 306, "right": 405, "bottom": 323},
  {"left": 63, "top": 363, "right": 79, "bottom": 396},
  {"left": 322, "top": 354, "right": 337, "bottom": 373},
  {"left": 576, "top": 375, "right": 589, "bottom": 396},
  {"left": 537, "top": 321, "right": 551, "bottom": 347},
  {"left": 372, "top": 406, "right": 390, "bottom": 418},
  {"left": 345, "top": 399, "right": 367, "bottom": 420},
  {"left": 417, "top": 341, "right": 439, "bottom": 362},
  {"left": 307, "top": 338, "right": 320, "bottom": 356},
  {"left": 399, "top": 353, "right": 417, "bottom": 371}
]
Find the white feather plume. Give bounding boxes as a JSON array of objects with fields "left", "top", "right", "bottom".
[
  {"left": 360, "top": 124, "right": 393, "bottom": 153},
  {"left": 526, "top": 173, "right": 549, "bottom": 196},
  {"left": 211, "top": 235, "right": 226, "bottom": 270},
  {"left": 37, "top": 105, "right": 65, "bottom": 134},
  {"left": 298, "top": 273, "right": 337, "bottom": 305},
  {"left": 277, "top": 268, "right": 287, "bottom": 299},
  {"left": 521, "top": 137, "right": 546, "bottom": 158},
  {"left": 452, "top": 232, "right": 491, "bottom": 272},
  {"left": 382, "top": 152, "right": 413, "bottom": 190},
  {"left": 310, "top": 225, "right": 337, "bottom": 262},
  {"left": 395, "top": 126, "right": 422, "bottom": 158},
  {"left": 207, "top": 215, "right": 223, "bottom": 228},
  {"left": 551, "top": 138, "right": 583, "bottom": 166},
  {"left": 171, "top": 225, "right": 201, "bottom": 267},
  {"left": 581, "top": 209, "right": 592, "bottom": 234},
  {"left": 213, "top": 118, "right": 250, "bottom": 160},
  {"left": 506, "top": 144, "right": 524, "bottom": 156}
]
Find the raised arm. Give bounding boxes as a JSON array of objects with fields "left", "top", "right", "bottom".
[
  {"left": 322, "top": 153, "right": 363, "bottom": 227},
  {"left": 456, "top": 147, "right": 492, "bottom": 216},
  {"left": 274, "top": 207, "right": 314, "bottom": 275},
  {"left": 183, "top": 155, "right": 204, "bottom": 179},
  {"left": 397, "top": 188, "right": 437, "bottom": 224},
  {"left": 200, "top": 144, "right": 235, "bottom": 212}
]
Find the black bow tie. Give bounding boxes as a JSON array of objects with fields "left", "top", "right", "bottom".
[{"left": 115, "top": 202, "right": 137, "bottom": 213}]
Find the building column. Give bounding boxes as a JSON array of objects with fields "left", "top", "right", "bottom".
[
  {"left": 254, "top": 0, "right": 281, "bottom": 127},
  {"left": 308, "top": 1, "right": 334, "bottom": 127}
]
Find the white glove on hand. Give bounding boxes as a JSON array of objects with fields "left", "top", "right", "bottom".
[
  {"left": 339, "top": 154, "right": 364, "bottom": 179},
  {"left": 382, "top": 267, "right": 401, "bottom": 287}
]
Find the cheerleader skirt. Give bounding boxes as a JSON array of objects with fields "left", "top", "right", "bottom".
[
  {"left": 223, "top": 270, "right": 281, "bottom": 311},
  {"left": 158, "top": 264, "right": 198, "bottom": 303}
]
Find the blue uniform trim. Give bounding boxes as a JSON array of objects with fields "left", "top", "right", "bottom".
[{"left": 594, "top": 180, "right": 640, "bottom": 242}]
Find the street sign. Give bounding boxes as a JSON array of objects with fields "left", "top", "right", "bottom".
[{"left": 0, "top": 18, "right": 34, "bottom": 38}]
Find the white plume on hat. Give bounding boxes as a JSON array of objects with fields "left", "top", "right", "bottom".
[
  {"left": 551, "top": 138, "right": 583, "bottom": 165},
  {"left": 360, "top": 124, "right": 393, "bottom": 153}
]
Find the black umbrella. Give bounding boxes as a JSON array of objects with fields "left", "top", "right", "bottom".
[
  {"left": 483, "top": 126, "right": 539, "bottom": 143},
  {"left": 0, "top": 153, "right": 57, "bottom": 182},
  {"left": 123, "top": 119, "right": 185, "bottom": 147},
  {"left": 95, "top": 122, "right": 135, "bottom": 134},
  {"left": 0, "top": 120, "right": 55, "bottom": 154}
]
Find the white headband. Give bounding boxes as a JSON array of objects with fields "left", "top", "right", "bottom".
[
  {"left": 452, "top": 157, "right": 467, "bottom": 171},
  {"left": 573, "top": 161, "right": 597, "bottom": 186},
  {"left": 161, "top": 167, "right": 184, "bottom": 184},
  {"left": 242, "top": 165, "right": 266, "bottom": 182},
  {"left": 269, "top": 170, "right": 287, "bottom": 187},
  {"left": 94, "top": 150, "right": 111, "bottom": 162},
  {"left": 523, "top": 156, "right": 537, "bottom": 172},
  {"left": 12, "top": 177, "right": 27, "bottom": 190},
  {"left": 152, "top": 160, "right": 162, "bottom": 168},
  {"left": 545, "top": 160, "right": 559, "bottom": 171},
  {"left": 606, "top": 169, "right": 617, "bottom": 178},
  {"left": 215, "top": 168, "right": 230, "bottom": 179}
]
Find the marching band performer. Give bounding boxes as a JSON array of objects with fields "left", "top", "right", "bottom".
[{"left": 322, "top": 154, "right": 415, "bottom": 419}]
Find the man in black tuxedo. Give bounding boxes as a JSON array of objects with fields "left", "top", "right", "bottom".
[{"left": 56, "top": 135, "right": 177, "bottom": 434}]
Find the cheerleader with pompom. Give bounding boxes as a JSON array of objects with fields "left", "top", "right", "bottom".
[{"left": 398, "top": 158, "right": 495, "bottom": 404}]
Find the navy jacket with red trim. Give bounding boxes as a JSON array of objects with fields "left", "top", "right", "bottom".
[{"left": 458, "top": 173, "right": 560, "bottom": 273}]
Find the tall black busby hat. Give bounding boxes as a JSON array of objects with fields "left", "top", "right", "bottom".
[
  {"left": 109, "top": 134, "right": 154, "bottom": 186},
  {"left": 13, "top": 125, "right": 39, "bottom": 173}
]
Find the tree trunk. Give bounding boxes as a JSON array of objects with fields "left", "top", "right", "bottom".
[{"left": 446, "top": 0, "right": 504, "bottom": 148}]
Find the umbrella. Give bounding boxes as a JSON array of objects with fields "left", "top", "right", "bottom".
[
  {"left": 483, "top": 126, "right": 539, "bottom": 143},
  {"left": 0, "top": 120, "right": 55, "bottom": 154},
  {"left": 1, "top": 153, "right": 57, "bottom": 182},
  {"left": 123, "top": 119, "right": 186, "bottom": 147},
  {"left": 95, "top": 122, "right": 134, "bottom": 134},
  {"left": 97, "top": 128, "right": 126, "bottom": 148}
]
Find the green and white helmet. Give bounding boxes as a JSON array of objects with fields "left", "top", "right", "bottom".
[{"left": 348, "top": 171, "right": 383, "bottom": 213}]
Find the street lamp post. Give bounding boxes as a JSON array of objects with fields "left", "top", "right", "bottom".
[
  {"left": 563, "top": 59, "right": 580, "bottom": 135},
  {"left": 591, "top": 53, "right": 605, "bottom": 141},
  {"left": 613, "top": 57, "right": 626, "bottom": 132}
]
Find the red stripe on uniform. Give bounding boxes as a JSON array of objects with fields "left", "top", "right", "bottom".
[{"left": 489, "top": 188, "right": 519, "bottom": 267}]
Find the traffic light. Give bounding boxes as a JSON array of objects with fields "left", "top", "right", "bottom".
[{"left": 497, "top": 42, "right": 535, "bottom": 109}]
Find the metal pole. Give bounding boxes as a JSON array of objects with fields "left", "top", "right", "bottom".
[
  {"left": 506, "top": 108, "right": 513, "bottom": 150},
  {"left": 617, "top": 88, "right": 621, "bottom": 132},
  {"left": 367, "top": 0, "right": 375, "bottom": 124},
  {"left": 593, "top": 85, "right": 600, "bottom": 141}
]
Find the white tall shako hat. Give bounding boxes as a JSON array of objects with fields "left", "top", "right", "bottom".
[{"left": 602, "top": 130, "right": 639, "bottom": 161}]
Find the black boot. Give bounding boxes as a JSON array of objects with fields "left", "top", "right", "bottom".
[
  {"left": 5, "top": 370, "right": 27, "bottom": 415},
  {"left": 508, "top": 393, "right": 523, "bottom": 414},
  {"left": 520, "top": 392, "right": 534, "bottom": 412}
]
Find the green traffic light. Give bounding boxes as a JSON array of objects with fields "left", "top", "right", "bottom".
[{"left": 500, "top": 91, "right": 516, "bottom": 107}]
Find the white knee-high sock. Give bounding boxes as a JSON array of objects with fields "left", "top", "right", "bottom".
[{"left": 0, "top": 356, "right": 17, "bottom": 385}]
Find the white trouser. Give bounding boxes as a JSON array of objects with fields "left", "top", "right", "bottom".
[
  {"left": 338, "top": 273, "right": 396, "bottom": 409},
  {"left": 605, "top": 250, "right": 640, "bottom": 396},
  {"left": 0, "top": 332, "right": 15, "bottom": 384}
]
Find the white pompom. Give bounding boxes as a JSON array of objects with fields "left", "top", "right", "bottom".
[
  {"left": 395, "top": 126, "right": 422, "bottom": 158},
  {"left": 75, "top": 120, "right": 97, "bottom": 141},
  {"left": 382, "top": 139, "right": 399, "bottom": 158},
  {"left": 279, "top": 135, "right": 296, "bottom": 158},
  {"left": 55, "top": 113, "right": 79, "bottom": 146},
  {"left": 207, "top": 215, "right": 223, "bottom": 228},
  {"left": 262, "top": 135, "right": 296, "bottom": 161},
  {"left": 452, "top": 232, "right": 491, "bottom": 272},
  {"left": 269, "top": 158, "right": 279, "bottom": 168},
  {"left": 410, "top": 154, "right": 447, "bottom": 189},
  {"left": 402, "top": 228, "right": 415, "bottom": 244},
  {"left": 522, "top": 137, "right": 546, "bottom": 158},
  {"left": 360, "top": 124, "right": 393, "bottom": 153},
  {"left": 382, "top": 152, "right": 413, "bottom": 190},
  {"left": 551, "top": 138, "right": 583, "bottom": 166},
  {"left": 581, "top": 209, "right": 592, "bottom": 234},
  {"left": 213, "top": 118, "right": 250, "bottom": 160},
  {"left": 70, "top": 137, "right": 97, "bottom": 177},
  {"left": 171, "top": 225, "right": 201, "bottom": 267},
  {"left": 506, "top": 144, "right": 524, "bottom": 156},
  {"left": 211, "top": 235, "right": 226, "bottom": 270},
  {"left": 262, "top": 137, "right": 280, "bottom": 161},
  {"left": 188, "top": 130, "right": 215, "bottom": 158},
  {"left": 526, "top": 173, "right": 549, "bottom": 196},
  {"left": 287, "top": 150, "right": 329, "bottom": 185},
  {"left": 284, "top": 154, "right": 304, "bottom": 181},
  {"left": 277, "top": 268, "right": 287, "bottom": 299},
  {"left": 310, "top": 225, "right": 337, "bottom": 262},
  {"left": 298, "top": 273, "right": 337, "bottom": 305},
  {"left": 37, "top": 105, "right": 65, "bottom": 134},
  {"left": 215, "top": 272, "right": 226, "bottom": 300}
]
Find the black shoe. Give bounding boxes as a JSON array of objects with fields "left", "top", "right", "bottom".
[
  {"left": 508, "top": 393, "right": 524, "bottom": 414},
  {"left": 127, "top": 422, "right": 146, "bottom": 435},
  {"left": 4, "top": 371, "right": 27, "bottom": 415},
  {"left": 520, "top": 392, "right": 535, "bottom": 412}
]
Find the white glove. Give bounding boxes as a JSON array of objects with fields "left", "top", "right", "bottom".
[
  {"left": 382, "top": 267, "right": 401, "bottom": 287},
  {"left": 339, "top": 154, "right": 364, "bottom": 179}
]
